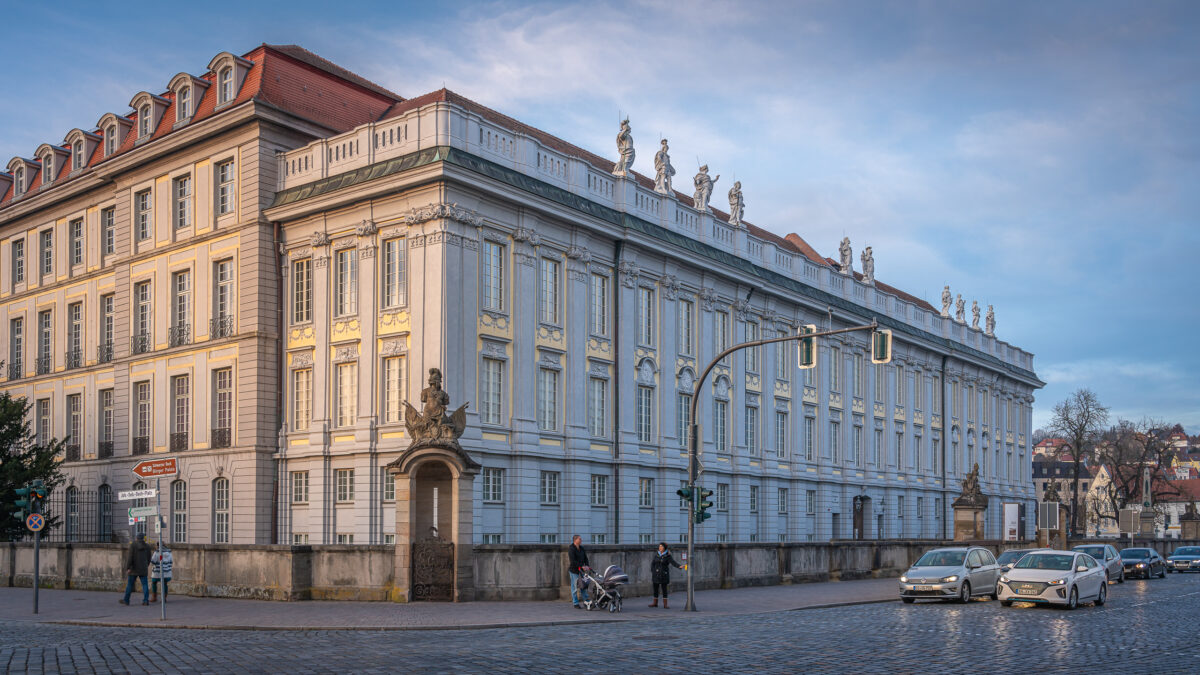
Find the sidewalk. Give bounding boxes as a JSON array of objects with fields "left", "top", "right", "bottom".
[{"left": 0, "top": 578, "right": 899, "bottom": 631}]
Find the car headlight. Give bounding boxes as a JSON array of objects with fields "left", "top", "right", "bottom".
[
  {"left": 999, "top": 575, "right": 1009, "bottom": 583},
  {"left": 1137, "top": 563, "right": 1146, "bottom": 568},
  {"left": 900, "top": 575, "right": 908, "bottom": 582},
  {"left": 940, "top": 575, "right": 959, "bottom": 583},
  {"left": 1048, "top": 578, "right": 1066, "bottom": 586}
]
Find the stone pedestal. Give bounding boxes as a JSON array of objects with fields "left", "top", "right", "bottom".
[
  {"left": 953, "top": 505, "right": 986, "bottom": 541},
  {"left": 1038, "top": 503, "right": 1067, "bottom": 549},
  {"left": 1181, "top": 505, "right": 1200, "bottom": 539}
]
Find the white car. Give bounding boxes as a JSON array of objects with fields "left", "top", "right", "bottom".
[{"left": 998, "top": 550, "right": 1108, "bottom": 609}]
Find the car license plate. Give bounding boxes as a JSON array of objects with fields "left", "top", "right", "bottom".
[
  {"left": 916, "top": 585, "right": 933, "bottom": 591},
  {"left": 1017, "top": 589, "right": 1037, "bottom": 595}
]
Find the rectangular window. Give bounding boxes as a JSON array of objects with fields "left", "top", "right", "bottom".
[
  {"left": 895, "top": 430, "right": 904, "bottom": 467},
  {"left": 590, "top": 534, "right": 607, "bottom": 545},
  {"left": 875, "top": 363, "right": 885, "bottom": 403},
  {"left": 66, "top": 302, "right": 82, "bottom": 362},
  {"left": 775, "top": 332, "right": 789, "bottom": 380},
  {"left": 134, "top": 280, "right": 152, "bottom": 342},
  {"left": 135, "top": 190, "right": 152, "bottom": 241},
  {"left": 482, "top": 468, "right": 504, "bottom": 502},
  {"left": 293, "top": 368, "right": 312, "bottom": 431},
  {"left": 213, "top": 368, "right": 233, "bottom": 442},
  {"left": 480, "top": 357, "right": 503, "bottom": 425},
  {"left": 37, "top": 310, "right": 52, "bottom": 366},
  {"left": 9, "top": 318, "right": 22, "bottom": 374},
  {"left": 11, "top": 239, "right": 24, "bottom": 285},
  {"left": 40, "top": 229, "right": 53, "bottom": 277},
  {"left": 134, "top": 381, "right": 151, "bottom": 440},
  {"left": 590, "top": 474, "right": 608, "bottom": 506},
  {"left": 638, "top": 477, "right": 654, "bottom": 508},
  {"left": 749, "top": 485, "right": 759, "bottom": 513},
  {"left": 932, "top": 377, "right": 942, "bottom": 413},
  {"left": 854, "top": 426, "right": 864, "bottom": 466},
  {"left": 336, "top": 534, "right": 355, "bottom": 545},
  {"left": 874, "top": 428, "right": 883, "bottom": 465},
  {"left": 171, "top": 270, "right": 191, "bottom": 332},
  {"left": 638, "top": 287, "right": 654, "bottom": 345},
  {"left": 540, "top": 534, "right": 558, "bottom": 544},
  {"left": 589, "top": 273, "right": 609, "bottom": 336},
  {"left": 677, "top": 393, "right": 692, "bottom": 449},
  {"left": 292, "top": 534, "right": 309, "bottom": 545},
  {"left": 715, "top": 311, "right": 729, "bottom": 360},
  {"left": 914, "top": 435, "right": 923, "bottom": 471},
  {"left": 105, "top": 127, "right": 117, "bottom": 156},
  {"left": 336, "top": 363, "right": 357, "bottom": 427},
  {"left": 830, "top": 421, "right": 841, "bottom": 463},
  {"left": 540, "top": 471, "right": 559, "bottom": 504},
  {"left": 335, "top": 249, "right": 358, "bottom": 316},
  {"left": 171, "top": 481, "right": 187, "bottom": 544},
  {"left": 292, "top": 258, "right": 312, "bottom": 323},
  {"left": 383, "top": 471, "right": 395, "bottom": 501},
  {"left": 178, "top": 87, "right": 191, "bottom": 120},
  {"left": 716, "top": 483, "right": 729, "bottom": 511},
  {"left": 216, "top": 160, "right": 236, "bottom": 216},
  {"left": 778, "top": 488, "right": 789, "bottom": 514},
  {"left": 173, "top": 175, "right": 192, "bottom": 230},
  {"left": 897, "top": 495, "right": 905, "bottom": 519},
  {"left": 383, "top": 238, "right": 406, "bottom": 308},
  {"left": 171, "top": 374, "right": 190, "bottom": 439},
  {"left": 745, "top": 320, "right": 759, "bottom": 373},
  {"left": 587, "top": 377, "right": 607, "bottom": 437},
  {"left": 806, "top": 489, "right": 816, "bottom": 514},
  {"left": 636, "top": 385, "right": 653, "bottom": 443},
  {"left": 213, "top": 259, "right": 234, "bottom": 320},
  {"left": 291, "top": 471, "right": 309, "bottom": 503},
  {"left": 70, "top": 218, "right": 83, "bottom": 266},
  {"left": 538, "top": 258, "right": 560, "bottom": 324},
  {"left": 853, "top": 353, "right": 864, "bottom": 398},
  {"left": 100, "top": 294, "right": 114, "bottom": 355},
  {"left": 678, "top": 298, "right": 694, "bottom": 355},
  {"left": 102, "top": 208, "right": 115, "bottom": 255},
  {"left": 67, "top": 393, "right": 82, "bottom": 448},
  {"left": 35, "top": 399, "right": 50, "bottom": 447},
  {"left": 829, "top": 347, "right": 841, "bottom": 392},
  {"left": 99, "top": 389, "right": 114, "bottom": 443},
  {"left": 775, "top": 411, "right": 788, "bottom": 457},
  {"left": 481, "top": 241, "right": 504, "bottom": 311},
  {"left": 915, "top": 374, "right": 924, "bottom": 410},
  {"left": 383, "top": 356, "right": 405, "bottom": 424},
  {"left": 895, "top": 365, "right": 905, "bottom": 406},
  {"left": 213, "top": 479, "right": 230, "bottom": 543},
  {"left": 537, "top": 368, "right": 559, "bottom": 431},
  {"left": 335, "top": 469, "right": 355, "bottom": 502},
  {"left": 714, "top": 399, "right": 728, "bottom": 453},
  {"left": 745, "top": 405, "right": 759, "bottom": 455},
  {"left": 805, "top": 417, "right": 815, "bottom": 461}
]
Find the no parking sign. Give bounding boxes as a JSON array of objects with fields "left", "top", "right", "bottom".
[{"left": 25, "top": 513, "right": 44, "bottom": 532}]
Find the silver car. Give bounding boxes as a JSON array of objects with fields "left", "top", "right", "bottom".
[
  {"left": 1072, "top": 544, "right": 1124, "bottom": 583},
  {"left": 999, "top": 550, "right": 1108, "bottom": 609},
  {"left": 900, "top": 546, "right": 1000, "bottom": 603}
]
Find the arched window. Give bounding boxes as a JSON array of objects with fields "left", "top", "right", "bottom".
[
  {"left": 176, "top": 86, "right": 191, "bottom": 121},
  {"left": 218, "top": 67, "right": 233, "bottom": 104},
  {"left": 132, "top": 480, "right": 147, "bottom": 537},
  {"left": 105, "top": 125, "right": 117, "bottom": 156},
  {"left": 41, "top": 154, "right": 53, "bottom": 184},
  {"left": 65, "top": 486, "right": 79, "bottom": 542},
  {"left": 138, "top": 105, "right": 152, "bottom": 137},
  {"left": 171, "top": 480, "right": 187, "bottom": 543},
  {"left": 98, "top": 484, "right": 113, "bottom": 541},
  {"left": 14, "top": 167, "right": 23, "bottom": 195},
  {"left": 212, "top": 478, "right": 230, "bottom": 543},
  {"left": 72, "top": 141, "right": 84, "bottom": 170}
]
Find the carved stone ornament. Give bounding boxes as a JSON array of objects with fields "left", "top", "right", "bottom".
[
  {"left": 356, "top": 219, "right": 378, "bottom": 237},
  {"left": 636, "top": 359, "right": 656, "bottom": 385},
  {"left": 380, "top": 339, "right": 406, "bottom": 357},
  {"left": 403, "top": 203, "right": 484, "bottom": 228},
  {"left": 589, "top": 361, "right": 609, "bottom": 377},
  {"left": 403, "top": 368, "right": 469, "bottom": 443},
  {"left": 512, "top": 226, "right": 540, "bottom": 246},
  {"left": 566, "top": 245, "right": 592, "bottom": 262},
  {"left": 291, "top": 351, "right": 314, "bottom": 368},
  {"left": 359, "top": 246, "right": 376, "bottom": 259},
  {"left": 481, "top": 341, "right": 507, "bottom": 359},
  {"left": 678, "top": 368, "right": 695, "bottom": 392},
  {"left": 732, "top": 298, "right": 751, "bottom": 320},
  {"left": 661, "top": 274, "right": 680, "bottom": 300},
  {"left": 714, "top": 376, "right": 730, "bottom": 399},
  {"left": 334, "top": 345, "right": 358, "bottom": 362},
  {"left": 310, "top": 231, "right": 331, "bottom": 248},
  {"left": 700, "top": 287, "right": 718, "bottom": 311},
  {"left": 953, "top": 462, "right": 988, "bottom": 508},
  {"left": 538, "top": 350, "right": 562, "bottom": 368},
  {"left": 617, "top": 259, "right": 639, "bottom": 288}
]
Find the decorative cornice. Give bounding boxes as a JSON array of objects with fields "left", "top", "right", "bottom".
[
  {"left": 310, "top": 231, "right": 330, "bottom": 247},
  {"left": 404, "top": 202, "right": 484, "bottom": 227},
  {"left": 356, "top": 219, "right": 378, "bottom": 237}
]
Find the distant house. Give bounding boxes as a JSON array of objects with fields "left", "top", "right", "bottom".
[{"left": 1033, "top": 438, "right": 1072, "bottom": 459}]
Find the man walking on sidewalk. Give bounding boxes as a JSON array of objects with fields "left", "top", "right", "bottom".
[
  {"left": 120, "top": 534, "right": 152, "bottom": 606},
  {"left": 568, "top": 535, "right": 590, "bottom": 608}
]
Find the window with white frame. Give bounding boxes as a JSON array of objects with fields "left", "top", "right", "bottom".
[
  {"left": 873, "top": 428, "right": 882, "bottom": 465},
  {"left": 336, "top": 534, "right": 355, "bottom": 545},
  {"left": 216, "top": 160, "right": 236, "bottom": 216},
  {"left": 37, "top": 310, "right": 52, "bottom": 365},
  {"left": 177, "top": 86, "right": 191, "bottom": 121},
  {"left": 638, "top": 287, "right": 654, "bottom": 346},
  {"left": 853, "top": 353, "right": 864, "bottom": 398},
  {"left": 775, "top": 332, "right": 789, "bottom": 380},
  {"left": 875, "top": 363, "right": 885, "bottom": 403},
  {"left": 213, "top": 259, "right": 234, "bottom": 321},
  {"left": 292, "top": 258, "right": 312, "bottom": 323},
  {"left": 138, "top": 104, "right": 153, "bottom": 137},
  {"left": 897, "top": 495, "right": 905, "bottom": 519},
  {"left": 537, "top": 367, "right": 558, "bottom": 431},
  {"left": 335, "top": 468, "right": 355, "bottom": 502},
  {"left": 336, "top": 363, "right": 357, "bottom": 427},
  {"left": 105, "top": 127, "right": 117, "bottom": 156},
  {"left": 854, "top": 425, "right": 864, "bottom": 466},
  {"left": 778, "top": 487, "right": 789, "bottom": 514},
  {"left": 587, "top": 377, "right": 607, "bottom": 437},
  {"left": 915, "top": 373, "right": 924, "bottom": 410},
  {"left": 66, "top": 302, "right": 82, "bottom": 360},
  {"left": 218, "top": 67, "right": 234, "bottom": 104},
  {"left": 638, "top": 477, "right": 654, "bottom": 508},
  {"left": 293, "top": 368, "right": 312, "bottom": 431},
  {"left": 482, "top": 468, "right": 504, "bottom": 502},
  {"left": 99, "top": 389, "right": 114, "bottom": 444},
  {"left": 35, "top": 399, "right": 50, "bottom": 447},
  {"left": 72, "top": 141, "right": 84, "bottom": 170},
  {"left": 745, "top": 404, "right": 759, "bottom": 455},
  {"left": 135, "top": 190, "right": 152, "bottom": 241},
  {"left": 895, "top": 430, "right": 904, "bottom": 467},
  {"left": 292, "top": 533, "right": 310, "bottom": 545},
  {"left": 213, "top": 478, "right": 230, "bottom": 543},
  {"left": 716, "top": 483, "right": 729, "bottom": 511},
  {"left": 481, "top": 240, "right": 504, "bottom": 311},
  {"left": 590, "top": 534, "right": 607, "bottom": 544},
  {"left": 678, "top": 298, "right": 694, "bottom": 355},
  {"left": 213, "top": 368, "right": 233, "bottom": 443},
  {"left": 539, "top": 471, "right": 559, "bottom": 504},
  {"left": 382, "top": 238, "right": 406, "bottom": 308},
  {"left": 830, "top": 421, "right": 841, "bottom": 463},
  {"left": 715, "top": 310, "right": 730, "bottom": 360},
  {"left": 636, "top": 385, "right": 653, "bottom": 443},
  {"left": 100, "top": 294, "right": 114, "bottom": 351},
  {"left": 13, "top": 166, "right": 24, "bottom": 195},
  {"left": 540, "top": 534, "right": 558, "bottom": 544},
  {"left": 171, "top": 375, "right": 190, "bottom": 441},
  {"left": 134, "top": 382, "right": 151, "bottom": 441},
  {"left": 383, "top": 356, "right": 405, "bottom": 424},
  {"left": 171, "top": 480, "right": 187, "bottom": 543},
  {"left": 335, "top": 249, "right": 357, "bottom": 316},
  {"left": 480, "top": 357, "right": 503, "bottom": 425},
  {"left": 589, "top": 273, "right": 608, "bottom": 336},
  {"left": 590, "top": 474, "right": 608, "bottom": 506},
  {"left": 291, "top": 471, "right": 309, "bottom": 503},
  {"left": 745, "top": 320, "right": 759, "bottom": 373},
  {"left": 749, "top": 485, "right": 759, "bottom": 513},
  {"left": 804, "top": 416, "right": 815, "bottom": 461},
  {"left": 9, "top": 318, "right": 22, "bottom": 374},
  {"left": 677, "top": 393, "right": 692, "bottom": 449},
  {"left": 538, "top": 257, "right": 559, "bottom": 324},
  {"left": 806, "top": 489, "right": 816, "bottom": 514},
  {"left": 173, "top": 175, "right": 192, "bottom": 230},
  {"left": 39, "top": 229, "right": 53, "bottom": 277},
  {"left": 102, "top": 207, "right": 115, "bottom": 255},
  {"left": 11, "top": 239, "right": 23, "bottom": 285},
  {"left": 66, "top": 393, "right": 82, "bottom": 448},
  {"left": 383, "top": 470, "right": 395, "bottom": 501},
  {"left": 70, "top": 218, "right": 83, "bottom": 266},
  {"left": 42, "top": 154, "right": 54, "bottom": 184},
  {"left": 829, "top": 346, "right": 841, "bottom": 392},
  {"left": 776, "top": 410, "right": 788, "bottom": 457},
  {"left": 171, "top": 270, "right": 190, "bottom": 333},
  {"left": 895, "top": 365, "right": 905, "bottom": 407},
  {"left": 714, "top": 399, "right": 728, "bottom": 453},
  {"left": 914, "top": 435, "right": 923, "bottom": 471}
]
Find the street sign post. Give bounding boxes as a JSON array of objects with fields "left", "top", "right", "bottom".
[
  {"left": 25, "top": 513, "right": 45, "bottom": 532},
  {"left": 131, "top": 458, "right": 178, "bottom": 479},
  {"left": 130, "top": 458, "right": 176, "bottom": 623},
  {"left": 129, "top": 506, "right": 158, "bottom": 518},
  {"left": 118, "top": 489, "right": 158, "bottom": 501}
]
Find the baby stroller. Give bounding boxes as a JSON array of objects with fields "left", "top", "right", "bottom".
[{"left": 578, "top": 565, "right": 628, "bottom": 613}]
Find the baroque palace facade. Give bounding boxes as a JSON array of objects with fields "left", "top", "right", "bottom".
[{"left": 1, "top": 45, "right": 1042, "bottom": 547}]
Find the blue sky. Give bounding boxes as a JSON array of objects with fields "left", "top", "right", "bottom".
[{"left": 2, "top": 1, "right": 1197, "bottom": 432}]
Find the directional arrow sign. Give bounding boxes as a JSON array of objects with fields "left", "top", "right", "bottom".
[
  {"left": 128, "top": 506, "right": 158, "bottom": 518},
  {"left": 132, "top": 458, "right": 178, "bottom": 479},
  {"left": 118, "top": 489, "right": 158, "bottom": 501}
]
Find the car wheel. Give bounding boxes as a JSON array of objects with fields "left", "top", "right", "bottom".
[
  {"left": 1095, "top": 582, "right": 1106, "bottom": 606},
  {"left": 1001, "top": 599, "right": 1013, "bottom": 607},
  {"left": 1117, "top": 570, "right": 1124, "bottom": 583},
  {"left": 958, "top": 582, "right": 971, "bottom": 604},
  {"left": 1066, "top": 586, "right": 1078, "bottom": 610},
  {"left": 902, "top": 597, "right": 915, "bottom": 604},
  {"left": 1158, "top": 565, "right": 1166, "bottom": 579}
]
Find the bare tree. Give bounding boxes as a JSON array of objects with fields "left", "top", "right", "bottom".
[
  {"left": 1091, "top": 419, "right": 1182, "bottom": 531},
  {"left": 1049, "top": 389, "right": 1109, "bottom": 536}
]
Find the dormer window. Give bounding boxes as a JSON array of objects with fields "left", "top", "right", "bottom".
[
  {"left": 218, "top": 67, "right": 233, "bottom": 104},
  {"left": 14, "top": 167, "right": 24, "bottom": 195},
  {"left": 177, "top": 86, "right": 191, "bottom": 121},
  {"left": 138, "top": 105, "right": 152, "bottom": 137},
  {"left": 98, "top": 113, "right": 133, "bottom": 157},
  {"left": 129, "top": 92, "right": 170, "bottom": 142},
  {"left": 167, "top": 73, "right": 208, "bottom": 126},
  {"left": 105, "top": 126, "right": 117, "bottom": 155},
  {"left": 72, "top": 141, "right": 84, "bottom": 170},
  {"left": 41, "top": 155, "right": 53, "bottom": 185},
  {"left": 207, "top": 52, "right": 252, "bottom": 108}
]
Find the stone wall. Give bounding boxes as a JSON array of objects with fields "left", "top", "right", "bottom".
[{"left": 4, "top": 538, "right": 1196, "bottom": 602}]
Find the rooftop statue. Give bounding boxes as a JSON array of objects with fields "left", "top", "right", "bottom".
[
  {"left": 612, "top": 118, "right": 635, "bottom": 177},
  {"left": 985, "top": 305, "right": 996, "bottom": 336},
  {"left": 861, "top": 246, "right": 875, "bottom": 285},
  {"left": 954, "top": 294, "right": 966, "bottom": 324},
  {"left": 838, "top": 237, "right": 853, "bottom": 275},
  {"left": 653, "top": 139, "right": 675, "bottom": 194},
  {"left": 971, "top": 301, "right": 981, "bottom": 330},
  {"left": 727, "top": 181, "right": 745, "bottom": 228},
  {"left": 404, "top": 368, "right": 468, "bottom": 442},
  {"left": 692, "top": 165, "right": 719, "bottom": 212},
  {"left": 941, "top": 286, "right": 952, "bottom": 317}
]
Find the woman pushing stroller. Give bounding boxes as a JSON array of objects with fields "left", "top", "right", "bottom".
[{"left": 648, "top": 542, "right": 683, "bottom": 608}]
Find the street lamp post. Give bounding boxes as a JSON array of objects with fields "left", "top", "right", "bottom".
[{"left": 684, "top": 319, "right": 882, "bottom": 611}]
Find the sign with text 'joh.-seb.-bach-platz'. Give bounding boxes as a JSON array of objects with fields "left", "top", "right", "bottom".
[{"left": 131, "top": 458, "right": 178, "bottom": 479}]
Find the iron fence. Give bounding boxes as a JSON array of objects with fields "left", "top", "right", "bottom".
[
  {"left": 21, "top": 489, "right": 123, "bottom": 544},
  {"left": 167, "top": 324, "right": 191, "bottom": 348},
  {"left": 96, "top": 343, "right": 113, "bottom": 364},
  {"left": 210, "top": 315, "right": 235, "bottom": 339}
]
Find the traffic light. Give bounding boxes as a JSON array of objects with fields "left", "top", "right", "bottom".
[
  {"left": 871, "top": 329, "right": 892, "bottom": 364},
  {"left": 676, "top": 486, "right": 694, "bottom": 503},
  {"left": 30, "top": 480, "right": 48, "bottom": 502},
  {"left": 14, "top": 486, "right": 31, "bottom": 521},
  {"left": 695, "top": 487, "right": 714, "bottom": 524},
  {"left": 797, "top": 324, "right": 817, "bottom": 369}
]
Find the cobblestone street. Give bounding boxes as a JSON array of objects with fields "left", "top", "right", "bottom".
[{"left": 4, "top": 573, "right": 1200, "bottom": 673}]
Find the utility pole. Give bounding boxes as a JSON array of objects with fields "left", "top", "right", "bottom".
[{"left": 683, "top": 319, "right": 888, "bottom": 611}]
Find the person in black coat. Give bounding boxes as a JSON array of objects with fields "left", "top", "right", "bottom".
[
  {"left": 568, "top": 535, "right": 590, "bottom": 608},
  {"left": 120, "top": 534, "right": 152, "bottom": 606},
  {"left": 649, "top": 542, "right": 683, "bottom": 608}
]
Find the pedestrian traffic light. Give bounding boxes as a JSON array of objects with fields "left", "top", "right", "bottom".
[
  {"left": 797, "top": 324, "right": 817, "bottom": 369},
  {"left": 676, "top": 486, "right": 694, "bottom": 503},
  {"left": 13, "top": 486, "right": 31, "bottom": 521},
  {"left": 695, "top": 487, "right": 714, "bottom": 524},
  {"left": 871, "top": 329, "right": 892, "bottom": 364}
]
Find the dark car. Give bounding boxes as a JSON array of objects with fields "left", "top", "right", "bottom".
[
  {"left": 995, "top": 548, "right": 1048, "bottom": 572},
  {"left": 1120, "top": 547, "right": 1166, "bottom": 579},
  {"left": 1167, "top": 546, "right": 1200, "bottom": 573}
]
